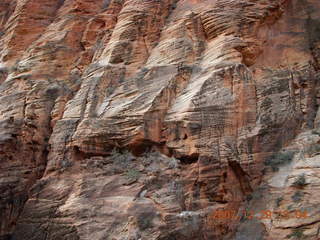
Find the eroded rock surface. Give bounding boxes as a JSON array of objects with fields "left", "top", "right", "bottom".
[{"left": 0, "top": 0, "right": 320, "bottom": 239}]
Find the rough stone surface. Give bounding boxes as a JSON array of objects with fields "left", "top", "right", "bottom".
[{"left": 0, "top": 0, "right": 320, "bottom": 239}]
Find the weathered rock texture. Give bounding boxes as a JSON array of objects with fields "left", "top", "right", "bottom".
[{"left": 0, "top": 0, "right": 320, "bottom": 239}]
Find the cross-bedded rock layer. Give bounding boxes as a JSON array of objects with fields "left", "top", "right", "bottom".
[{"left": 0, "top": 0, "right": 320, "bottom": 239}]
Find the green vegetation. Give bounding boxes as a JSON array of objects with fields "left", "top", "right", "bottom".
[
  {"left": 167, "top": 157, "right": 179, "bottom": 169},
  {"left": 292, "top": 174, "right": 307, "bottom": 188},
  {"left": 304, "top": 144, "right": 320, "bottom": 156},
  {"left": 275, "top": 197, "right": 283, "bottom": 207},
  {"left": 287, "top": 205, "right": 293, "bottom": 210},
  {"left": 286, "top": 229, "right": 305, "bottom": 239},
  {"left": 311, "top": 129, "right": 320, "bottom": 136},
  {"left": 107, "top": 148, "right": 136, "bottom": 174},
  {"left": 291, "top": 191, "right": 304, "bottom": 203},
  {"left": 111, "top": 148, "right": 134, "bottom": 168},
  {"left": 264, "top": 150, "right": 295, "bottom": 171},
  {"left": 140, "top": 152, "right": 153, "bottom": 166},
  {"left": 126, "top": 168, "right": 140, "bottom": 180},
  {"left": 136, "top": 212, "right": 155, "bottom": 230}
]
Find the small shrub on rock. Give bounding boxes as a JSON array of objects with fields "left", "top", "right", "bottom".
[
  {"left": 136, "top": 211, "right": 155, "bottom": 230},
  {"left": 292, "top": 174, "right": 307, "bottom": 188},
  {"left": 126, "top": 168, "right": 140, "bottom": 180},
  {"left": 275, "top": 197, "right": 283, "bottom": 207},
  {"left": 291, "top": 191, "right": 304, "bottom": 203},
  {"left": 286, "top": 229, "right": 305, "bottom": 239},
  {"left": 111, "top": 148, "right": 134, "bottom": 168},
  {"left": 264, "top": 150, "right": 295, "bottom": 171},
  {"left": 304, "top": 144, "right": 320, "bottom": 157}
]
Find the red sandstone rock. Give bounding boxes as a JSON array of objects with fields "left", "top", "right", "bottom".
[{"left": 0, "top": 0, "right": 320, "bottom": 239}]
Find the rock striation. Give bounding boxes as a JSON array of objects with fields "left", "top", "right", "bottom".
[{"left": 0, "top": 0, "right": 320, "bottom": 239}]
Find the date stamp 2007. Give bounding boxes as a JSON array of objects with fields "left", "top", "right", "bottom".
[{"left": 207, "top": 209, "right": 308, "bottom": 222}]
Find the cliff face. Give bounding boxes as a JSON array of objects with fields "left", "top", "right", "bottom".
[{"left": 0, "top": 0, "right": 320, "bottom": 239}]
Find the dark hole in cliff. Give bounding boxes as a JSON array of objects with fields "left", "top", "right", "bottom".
[
  {"left": 292, "top": 82, "right": 299, "bottom": 89},
  {"left": 73, "top": 146, "right": 86, "bottom": 161},
  {"left": 228, "top": 160, "right": 252, "bottom": 195},
  {"left": 79, "top": 42, "right": 86, "bottom": 51},
  {"left": 129, "top": 140, "right": 154, "bottom": 156},
  {"left": 129, "top": 139, "right": 170, "bottom": 157},
  {"left": 31, "top": 140, "right": 39, "bottom": 145},
  {"left": 9, "top": 117, "right": 14, "bottom": 123},
  {"left": 98, "top": 21, "right": 106, "bottom": 29},
  {"left": 223, "top": 172, "right": 227, "bottom": 179},
  {"left": 183, "top": 134, "right": 188, "bottom": 140},
  {"left": 177, "top": 153, "right": 199, "bottom": 164},
  {"left": 301, "top": 83, "right": 308, "bottom": 89}
]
